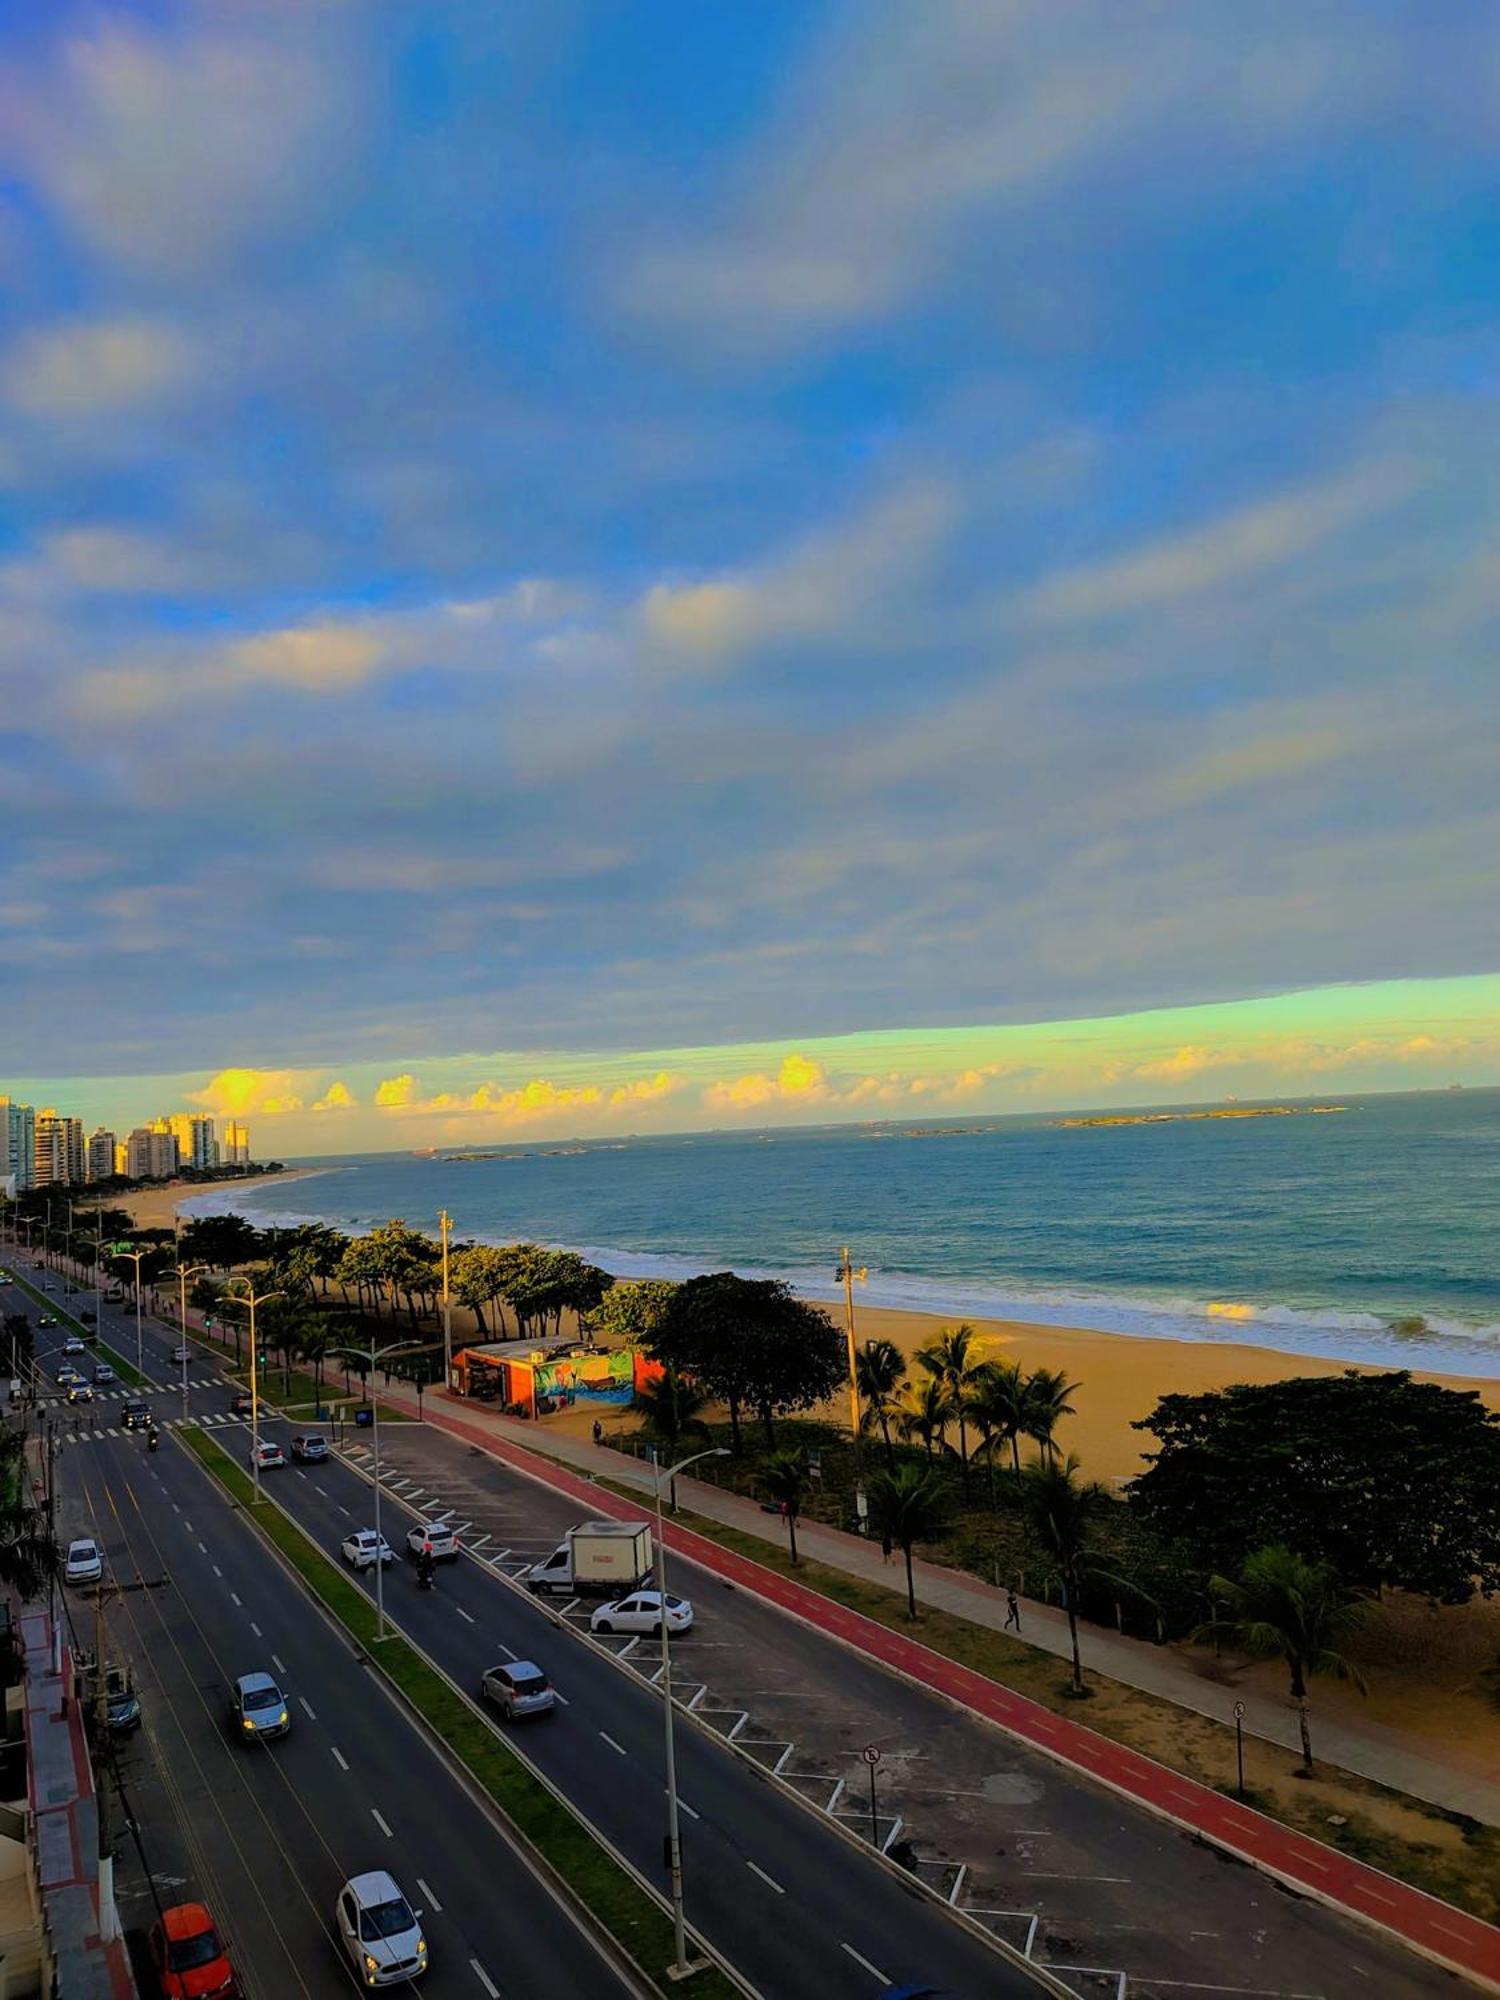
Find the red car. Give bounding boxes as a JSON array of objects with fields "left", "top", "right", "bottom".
[
  {"left": 148, "top": 1902, "right": 238, "bottom": 1998},
  {"left": 229, "top": 1392, "right": 254, "bottom": 1417}
]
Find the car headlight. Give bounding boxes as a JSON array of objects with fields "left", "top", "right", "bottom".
[
  {"left": 417, "top": 1939, "right": 427, "bottom": 1958},
  {"left": 278, "top": 1710, "right": 288, "bottom": 1725},
  {"left": 364, "top": 1953, "right": 379, "bottom": 1974},
  {"left": 242, "top": 1717, "right": 255, "bottom": 1730}
]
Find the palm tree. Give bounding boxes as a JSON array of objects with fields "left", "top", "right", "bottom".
[
  {"left": 962, "top": 1364, "right": 1016, "bottom": 1507},
  {"left": 973, "top": 1360, "right": 1035, "bottom": 1485},
  {"left": 1198, "top": 1546, "right": 1368, "bottom": 1774},
  {"left": 758, "top": 1448, "right": 814, "bottom": 1565},
  {"left": 1025, "top": 1367, "right": 1080, "bottom": 1464},
  {"left": 866, "top": 1464, "right": 949, "bottom": 1619},
  {"left": 1021, "top": 1453, "right": 1132, "bottom": 1695},
  {"left": 633, "top": 1369, "right": 710, "bottom": 1450},
  {"left": 855, "top": 1339, "right": 907, "bottom": 1468},
  {"left": 915, "top": 1324, "right": 989, "bottom": 1497},
  {"left": 895, "top": 1377, "right": 956, "bottom": 1465}
]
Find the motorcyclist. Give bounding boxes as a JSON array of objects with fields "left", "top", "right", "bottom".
[
  {"left": 415, "top": 1547, "right": 435, "bottom": 1589},
  {"left": 147, "top": 1425, "right": 160, "bottom": 1452}
]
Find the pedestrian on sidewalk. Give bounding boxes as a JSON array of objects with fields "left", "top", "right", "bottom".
[
  {"left": 591, "top": 1419, "right": 603, "bottom": 1446},
  {"left": 1005, "top": 1585, "right": 1022, "bottom": 1631}
]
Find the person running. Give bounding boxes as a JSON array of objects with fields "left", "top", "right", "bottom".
[{"left": 1004, "top": 1586, "right": 1022, "bottom": 1631}]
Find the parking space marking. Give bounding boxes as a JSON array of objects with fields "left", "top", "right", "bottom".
[
  {"left": 746, "top": 1860, "right": 784, "bottom": 1894},
  {"left": 331, "top": 1746, "right": 350, "bottom": 1771},
  {"left": 416, "top": 1879, "right": 442, "bottom": 1914},
  {"left": 372, "top": 1808, "right": 393, "bottom": 1837},
  {"left": 840, "top": 1942, "right": 888, "bottom": 1984}
]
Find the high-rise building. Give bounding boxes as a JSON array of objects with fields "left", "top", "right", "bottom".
[
  {"left": 157, "top": 1112, "right": 217, "bottom": 1171},
  {"left": 35, "top": 1108, "right": 85, "bottom": 1187},
  {"left": 1, "top": 1099, "right": 35, "bottom": 1192},
  {"left": 126, "top": 1128, "right": 179, "bottom": 1179},
  {"left": 113, "top": 1140, "right": 129, "bottom": 1177},
  {"left": 86, "top": 1129, "right": 118, "bottom": 1183},
  {"left": 221, "top": 1119, "right": 251, "bottom": 1166}
]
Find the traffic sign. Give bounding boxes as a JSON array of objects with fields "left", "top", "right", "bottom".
[{"left": 861, "top": 1744, "right": 881, "bottom": 1766}]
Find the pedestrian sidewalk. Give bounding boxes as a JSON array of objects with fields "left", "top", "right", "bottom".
[
  {"left": 381, "top": 1388, "right": 1500, "bottom": 1830},
  {"left": 369, "top": 1383, "right": 1500, "bottom": 1994}
]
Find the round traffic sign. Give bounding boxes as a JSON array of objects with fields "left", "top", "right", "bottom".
[{"left": 861, "top": 1744, "right": 881, "bottom": 1766}]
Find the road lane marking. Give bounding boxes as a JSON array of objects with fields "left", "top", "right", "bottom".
[
  {"left": 598, "top": 1731, "right": 627, "bottom": 1757},
  {"left": 312, "top": 1483, "right": 328, "bottom": 1496},
  {"left": 250, "top": 1621, "right": 263, "bottom": 1638},
  {"left": 470, "top": 1962, "right": 500, "bottom": 1998},
  {"left": 229, "top": 1591, "right": 242, "bottom": 1606},
  {"left": 330, "top": 1746, "right": 350, "bottom": 1771},
  {"left": 197, "top": 1541, "right": 207, "bottom": 1554},
  {"left": 496, "top": 1643, "right": 516, "bottom": 1661},
  {"left": 271, "top": 1654, "right": 287, "bottom": 1675},
  {"left": 416, "top": 1879, "right": 442, "bottom": 1912},
  {"left": 372, "top": 1808, "right": 393, "bottom": 1837},
  {"left": 746, "top": 1860, "right": 784, "bottom": 1894},
  {"left": 211, "top": 1563, "right": 223, "bottom": 1577},
  {"left": 454, "top": 1605, "right": 475, "bottom": 1624},
  {"left": 300, "top": 1698, "right": 318, "bottom": 1720},
  {"left": 841, "top": 1942, "right": 889, "bottom": 1983},
  {"left": 666, "top": 1792, "right": 698, "bottom": 1819}
]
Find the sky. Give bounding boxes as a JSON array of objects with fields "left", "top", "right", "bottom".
[{"left": 2, "top": 1, "right": 1498, "bottom": 1151}]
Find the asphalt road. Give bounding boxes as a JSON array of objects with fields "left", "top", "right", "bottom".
[
  {"left": 10, "top": 1249, "right": 1459, "bottom": 2000},
  {"left": 10, "top": 1270, "right": 650, "bottom": 2000}
]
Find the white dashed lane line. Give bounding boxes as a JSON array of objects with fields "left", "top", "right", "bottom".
[
  {"left": 250, "top": 1621, "right": 262, "bottom": 1639},
  {"left": 229, "top": 1591, "right": 241, "bottom": 1607},
  {"left": 271, "top": 1654, "right": 287, "bottom": 1675},
  {"left": 841, "top": 1942, "right": 889, "bottom": 1984},
  {"left": 416, "top": 1879, "right": 442, "bottom": 1914},
  {"left": 300, "top": 1698, "right": 318, "bottom": 1721},
  {"left": 598, "top": 1731, "right": 628, "bottom": 1757},
  {"left": 746, "top": 1861, "right": 784, "bottom": 1895},
  {"left": 471, "top": 1961, "right": 500, "bottom": 1998},
  {"left": 371, "top": 1808, "right": 393, "bottom": 1838},
  {"left": 454, "top": 1605, "right": 476, "bottom": 1624},
  {"left": 330, "top": 1746, "right": 350, "bottom": 1772}
]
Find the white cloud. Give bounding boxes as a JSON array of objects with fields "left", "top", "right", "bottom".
[{"left": 2, "top": 316, "right": 198, "bottom": 415}]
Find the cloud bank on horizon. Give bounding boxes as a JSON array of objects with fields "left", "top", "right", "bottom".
[{"left": 2, "top": 2, "right": 1497, "bottom": 1091}]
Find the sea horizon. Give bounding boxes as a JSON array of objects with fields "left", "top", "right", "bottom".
[{"left": 177, "top": 1085, "right": 1500, "bottom": 1380}]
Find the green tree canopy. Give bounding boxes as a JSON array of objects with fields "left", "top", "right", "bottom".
[
  {"left": 1131, "top": 1370, "right": 1500, "bottom": 1603},
  {"left": 648, "top": 1272, "right": 845, "bottom": 1450},
  {"left": 588, "top": 1278, "right": 680, "bottom": 1346}
]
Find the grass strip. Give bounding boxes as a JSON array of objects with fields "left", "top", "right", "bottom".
[
  {"left": 180, "top": 1425, "right": 741, "bottom": 1999},
  {"left": 4, "top": 1267, "right": 148, "bottom": 1386},
  {"left": 593, "top": 1476, "right": 1500, "bottom": 1923}
]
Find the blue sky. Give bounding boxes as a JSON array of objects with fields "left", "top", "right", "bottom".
[{"left": 2, "top": 1, "right": 1498, "bottom": 1130}]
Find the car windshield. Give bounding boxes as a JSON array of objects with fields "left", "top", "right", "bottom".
[
  {"left": 242, "top": 1685, "right": 281, "bottom": 1711},
  {"left": 168, "top": 1928, "right": 223, "bottom": 1970},
  {"left": 511, "top": 1672, "right": 547, "bottom": 1696},
  {"left": 71, "top": 1544, "right": 96, "bottom": 1562},
  {"left": 358, "top": 1896, "right": 415, "bottom": 1942}
]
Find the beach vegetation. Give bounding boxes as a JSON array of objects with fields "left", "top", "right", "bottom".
[
  {"left": 854, "top": 1336, "right": 907, "bottom": 1467},
  {"left": 632, "top": 1367, "right": 710, "bottom": 1449},
  {"left": 894, "top": 1375, "right": 957, "bottom": 1464},
  {"left": 586, "top": 1277, "right": 680, "bottom": 1346},
  {"left": 1196, "top": 1545, "right": 1368, "bottom": 1773},
  {"left": 1132, "top": 1371, "right": 1500, "bottom": 1603},
  {"left": 1025, "top": 1366, "right": 1081, "bottom": 1465},
  {"left": 757, "top": 1447, "right": 814, "bottom": 1565},
  {"left": 647, "top": 1272, "right": 845, "bottom": 1451},
  {"left": 914, "top": 1323, "right": 989, "bottom": 1495},
  {"left": 1021, "top": 1453, "right": 1138, "bottom": 1695}
]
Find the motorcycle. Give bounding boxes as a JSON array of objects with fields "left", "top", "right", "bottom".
[
  {"left": 147, "top": 1430, "right": 160, "bottom": 1453},
  {"left": 415, "top": 1556, "right": 435, "bottom": 1591}
]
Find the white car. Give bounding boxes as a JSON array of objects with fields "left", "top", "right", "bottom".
[
  {"left": 249, "top": 1440, "right": 286, "bottom": 1471},
  {"left": 55, "top": 1364, "right": 81, "bottom": 1388},
  {"left": 63, "top": 1336, "right": 85, "bottom": 1355},
  {"left": 341, "top": 1530, "right": 395, "bottom": 1571},
  {"left": 172, "top": 1344, "right": 192, "bottom": 1364},
  {"left": 590, "top": 1589, "right": 694, "bottom": 1637},
  {"left": 405, "top": 1521, "right": 459, "bottom": 1563},
  {"left": 65, "top": 1538, "right": 103, "bottom": 1586},
  {"left": 335, "top": 1871, "right": 427, "bottom": 1986}
]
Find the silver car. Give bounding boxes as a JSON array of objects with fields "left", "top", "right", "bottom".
[
  {"left": 480, "top": 1660, "right": 556, "bottom": 1719},
  {"left": 231, "top": 1670, "right": 290, "bottom": 1742}
]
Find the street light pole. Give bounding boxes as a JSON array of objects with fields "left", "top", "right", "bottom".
[
  {"left": 226, "top": 1281, "right": 281, "bottom": 1502},
  {"left": 438, "top": 1210, "right": 454, "bottom": 1392},
  {"left": 167, "top": 1265, "right": 208, "bottom": 1422},
  {"left": 331, "top": 1338, "right": 424, "bottom": 1643},
  {"left": 652, "top": 1444, "right": 728, "bottom": 1977},
  {"left": 105, "top": 1247, "right": 149, "bottom": 1375}
]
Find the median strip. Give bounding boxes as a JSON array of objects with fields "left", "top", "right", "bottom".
[{"left": 178, "top": 1424, "right": 745, "bottom": 2000}]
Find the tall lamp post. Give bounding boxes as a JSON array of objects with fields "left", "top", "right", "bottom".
[
  {"left": 835, "top": 1246, "right": 868, "bottom": 1479},
  {"left": 225, "top": 1280, "right": 281, "bottom": 1502},
  {"left": 166, "top": 1264, "right": 208, "bottom": 1421},
  {"left": 106, "top": 1246, "right": 150, "bottom": 1376},
  {"left": 651, "top": 1444, "right": 728, "bottom": 1978},
  {"left": 438, "top": 1210, "right": 454, "bottom": 1391},
  {"left": 330, "top": 1338, "right": 424, "bottom": 1643}
]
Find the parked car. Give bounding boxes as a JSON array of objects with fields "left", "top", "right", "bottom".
[
  {"left": 249, "top": 1440, "right": 286, "bottom": 1472},
  {"left": 67, "top": 1383, "right": 95, "bottom": 1404},
  {"left": 103, "top": 1668, "right": 141, "bottom": 1733},
  {"left": 230, "top": 1392, "right": 254, "bottom": 1417},
  {"left": 480, "top": 1660, "right": 556, "bottom": 1719},
  {"left": 230, "top": 1671, "right": 290, "bottom": 1742},
  {"left": 63, "top": 1335, "right": 85, "bottom": 1355},
  {"left": 121, "top": 1400, "right": 151, "bottom": 1431},
  {"left": 334, "top": 1871, "right": 427, "bottom": 1987},
  {"left": 148, "top": 1901, "right": 238, "bottom": 1999},
  {"left": 65, "top": 1538, "right": 103, "bottom": 1586},
  {"left": 172, "top": 1344, "right": 193, "bottom": 1364},
  {"left": 290, "top": 1433, "right": 329, "bottom": 1463},
  {"left": 340, "top": 1529, "right": 395, "bottom": 1571},
  {"left": 405, "top": 1521, "right": 459, "bottom": 1563},
  {"left": 93, "top": 1363, "right": 116, "bottom": 1385},
  {"left": 590, "top": 1589, "right": 694, "bottom": 1637}
]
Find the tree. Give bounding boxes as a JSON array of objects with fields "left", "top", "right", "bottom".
[
  {"left": 855, "top": 1338, "right": 907, "bottom": 1468},
  {"left": 179, "top": 1213, "right": 265, "bottom": 1273},
  {"left": 916, "top": 1325, "right": 989, "bottom": 1496},
  {"left": 1022, "top": 1454, "right": 1132, "bottom": 1695},
  {"left": 633, "top": 1369, "right": 710, "bottom": 1450},
  {"left": 1198, "top": 1545, "right": 1368, "bottom": 1773},
  {"left": 895, "top": 1377, "right": 955, "bottom": 1465},
  {"left": 962, "top": 1363, "right": 1019, "bottom": 1506},
  {"left": 0, "top": 1425, "right": 57, "bottom": 1599},
  {"left": 758, "top": 1448, "right": 814, "bottom": 1565},
  {"left": 648, "top": 1274, "right": 845, "bottom": 1452},
  {"left": 588, "top": 1279, "right": 680, "bottom": 1347},
  {"left": 866, "top": 1464, "right": 949, "bottom": 1618},
  {"left": 450, "top": 1246, "right": 511, "bottom": 1337},
  {"left": 973, "top": 1360, "right": 1039, "bottom": 1483},
  {"left": 1025, "top": 1368, "right": 1080, "bottom": 1465},
  {"left": 1132, "top": 1371, "right": 1500, "bottom": 1603}
]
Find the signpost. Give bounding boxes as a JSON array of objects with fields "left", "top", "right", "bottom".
[
  {"left": 862, "top": 1743, "right": 881, "bottom": 1847},
  {"left": 1233, "top": 1700, "right": 1246, "bottom": 1798}
]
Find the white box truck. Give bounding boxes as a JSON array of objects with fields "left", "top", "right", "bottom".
[{"left": 523, "top": 1519, "right": 653, "bottom": 1596}]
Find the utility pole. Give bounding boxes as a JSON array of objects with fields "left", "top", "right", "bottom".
[
  {"left": 227, "top": 1281, "right": 281, "bottom": 1502},
  {"left": 438, "top": 1210, "right": 454, "bottom": 1391},
  {"left": 92, "top": 1580, "right": 119, "bottom": 1940},
  {"left": 835, "top": 1247, "right": 867, "bottom": 1465}
]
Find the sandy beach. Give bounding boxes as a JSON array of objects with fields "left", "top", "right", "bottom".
[{"left": 110, "top": 1167, "right": 327, "bottom": 1235}]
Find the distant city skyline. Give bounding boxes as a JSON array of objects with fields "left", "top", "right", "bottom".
[{"left": 6, "top": 973, "right": 1496, "bottom": 1157}]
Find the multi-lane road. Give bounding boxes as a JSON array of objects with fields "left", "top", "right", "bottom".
[{"left": 7, "top": 1248, "right": 1463, "bottom": 2000}]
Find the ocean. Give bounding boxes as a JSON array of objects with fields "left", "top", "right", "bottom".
[{"left": 183, "top": 1087, "right": 1500, "bottom": 1378}]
